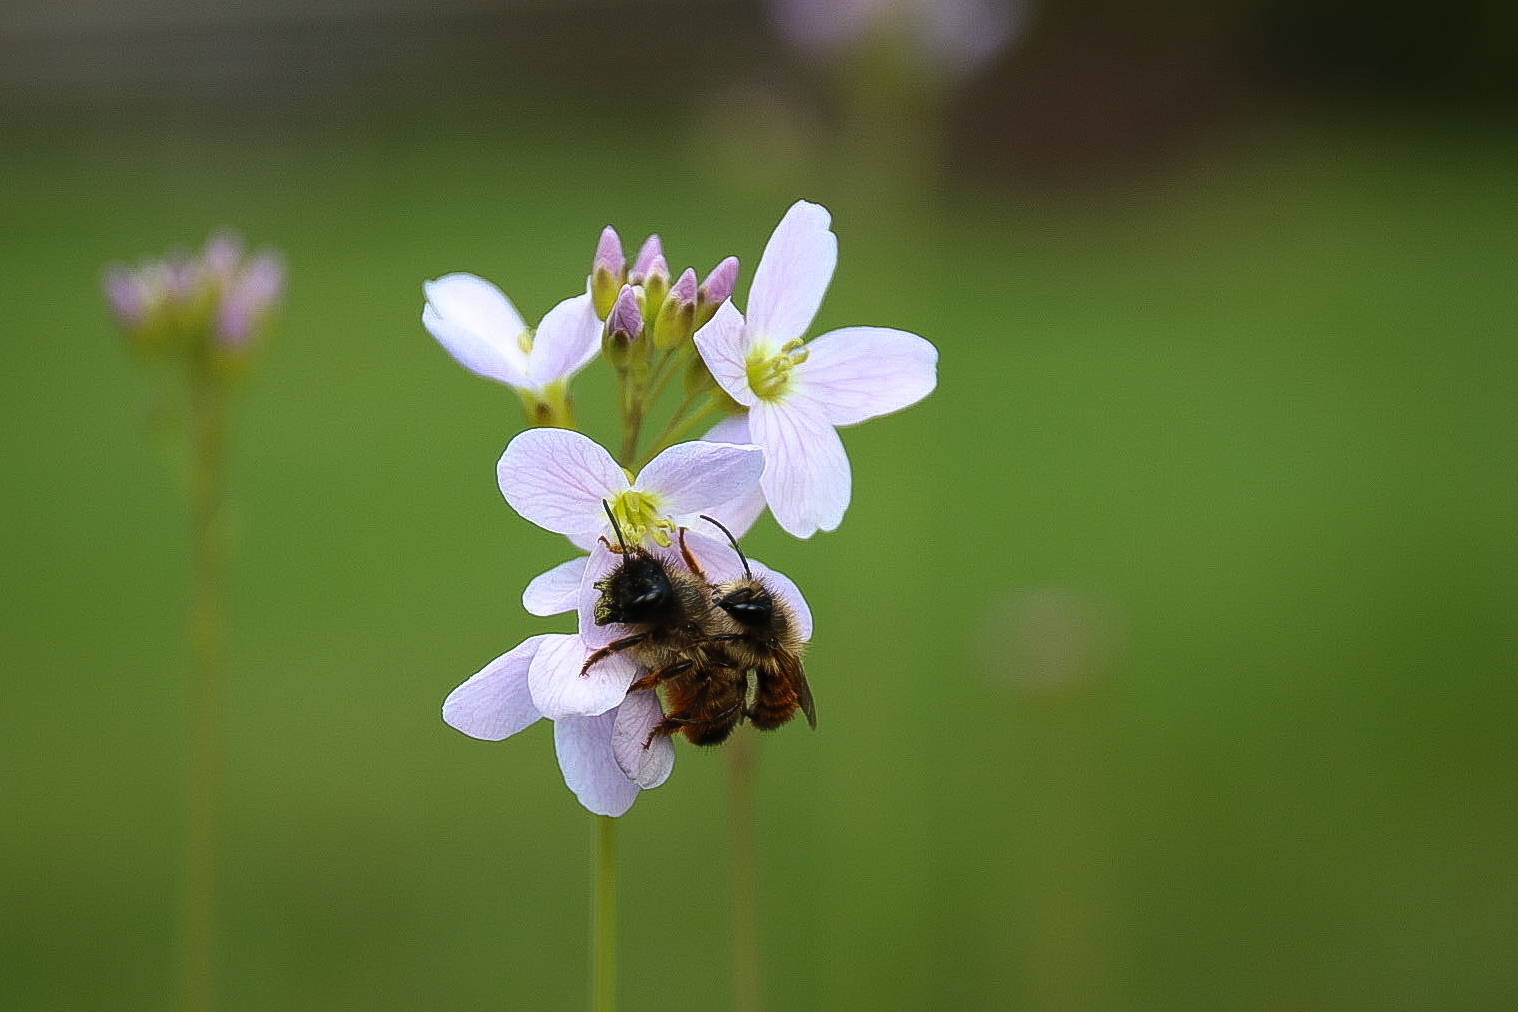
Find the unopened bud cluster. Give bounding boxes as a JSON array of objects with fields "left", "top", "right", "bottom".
[
  {"left": 591, "top": 227, "right": 737, "bottom": 382},
  {"left": 103, "top": 232, "right": 285, "bottom": 377},
  {"left": 588, "top": 228, "right": 742, "bottom": 453}
]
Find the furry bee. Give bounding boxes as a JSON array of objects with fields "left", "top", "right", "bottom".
[
  {"left": 581, "top": 503, "right": 746, "bottom": 745},
  {"left": 700, "top": 515, "right": 817, "bottom": 735}
]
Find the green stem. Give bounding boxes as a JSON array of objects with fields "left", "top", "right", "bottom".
[
  {"left": 642, "top": 346, "right": 685, "bottom": 410},
  {"left": 592, "top": 815, "right": 618, "bottom": 1012},
  {"left": 177, "top": 367, "right": 227, "bottom": 1012},
  {"left": 727, "top": 729, "right": 762, "bottom": 1012},
  {"left": 638, "top": 397, "right": 722, "bottom": 469}
]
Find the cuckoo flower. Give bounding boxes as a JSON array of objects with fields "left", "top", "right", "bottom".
[
  {"left": 497, "top": 426, "right": 765, "bottom": 671},
  {"left": 423, "top": 273, "right": 601, "bottom": 425},
  {"left": 694, "top": 200, "right": 938, "bottom": 537},
  {"left": 442, "top": 634, "right": 674, "bottom": 817}
]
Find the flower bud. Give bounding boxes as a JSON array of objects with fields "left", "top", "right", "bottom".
[
  {"left": 103, "top": 264, "right": 150, "bottom": 330},
  {"left": 652, "top": 267, "right": 697, "bottom": 352},
  {"left": 202, "top": 231, "right": 244, "bottom": 287},
  {"left": 602, "top": 283, "right": 644, "bottom": 369},
  {"left": 629, "top": 235, "right": 663, "bottom": 285},
  {"left": 640, "top": 254, "right": 670, "bottom": 313},
  {"left": 696, "top": 255, "right": 739, "bottom": 328},
  {"left": 590, "top": 226, "right": 625, "bottom": 319},
  {"left": 215, "top": 251, "right": 285, "bottom": 350}
]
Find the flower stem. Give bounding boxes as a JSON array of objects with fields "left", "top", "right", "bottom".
[
  {"left": 638, "top": 397, "right": 722, "bottom": 469},
  {"left": 726, "top": 729, "right": 762, "bottom": 1012},
  {"left": 176, "top": 367, "right": 227, "bottom": 1012},
  {"left": 592, "top": 815, "right": 618, "bottom": 1012}
]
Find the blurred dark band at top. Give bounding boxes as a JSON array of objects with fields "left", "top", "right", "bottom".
[{"left": 3, "top": 0, "right": 1515, "bottom": 177}]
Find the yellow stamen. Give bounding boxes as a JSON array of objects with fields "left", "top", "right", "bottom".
[
  {"left": 606, "top": 488, "right": 675, "bottom": 548},
  {"left": 745, "top": 338, "right": 808, "bottom": 400}
]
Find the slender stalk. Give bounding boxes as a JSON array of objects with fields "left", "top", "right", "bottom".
[
  {"left": 726, "top": 729, "right": 762, "bottom": 1012},
  {"left": 592, "top": 815, "right": 618, "bottom": 1012},
  {"left": 639, "top": 398, "right": 721, "bottom": 469},
  {"left": 176, "top": 366, "right": 227, "bottom": 1012}
]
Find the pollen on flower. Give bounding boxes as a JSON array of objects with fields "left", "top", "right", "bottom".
[
  {"left": 516, "top": 327, "right": 534, "bottom": 356},
  {"left": 745, "top": 339, "right": 808, "bottom": 400},
  {"left": 607, "top": 489, "right": 675, "bottom": 548}
]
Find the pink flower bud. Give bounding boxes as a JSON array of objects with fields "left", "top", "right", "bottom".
[
  {"left": 591, "top": 226, "right": 626, "bottom": 319},
  {"left": 629, "top": 235, "right": 664, "bottom": 285},
  {"left": 699, "top": 256, "right": 740, "bottom": 307}
]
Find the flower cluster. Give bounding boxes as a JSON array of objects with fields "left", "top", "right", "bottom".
[
  {"left": 428, "top": 200, "right": 937, "bottom": 815},
  {"left": 103, "top": 231, "right": 284, "bottom": 375}
]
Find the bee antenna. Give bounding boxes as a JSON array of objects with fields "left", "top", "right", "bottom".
[
  {"left": 602, "top": 500, "right": 630, "bottom": 554},
  {"left": 699, "top": 514, "right": 752, "bottom": 579}
]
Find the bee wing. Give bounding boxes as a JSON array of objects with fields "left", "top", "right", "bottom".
[{"left": 775, "top": 651, "right": 817, "bottom": 730}]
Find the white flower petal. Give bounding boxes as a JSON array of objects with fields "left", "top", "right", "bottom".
[
  {"left": 693, "top": 300, "right": 757, "bottom": 407},
  {"left": 796, "top": 327, "right": 938, "bottom": 426},
  {"left": 528, "top": 632, "right": 638, "bottom": 719},
  {"left": 498, "top": 429, "right": 628, "bottom": 540},
  {"left": 749, "top": 398, "right": 851, "bottom": 538},
  {"left": 636, "top": 440, "right": 764, "bottom": 519},
  {"left": 423, "top": 274, "right": 530, "bottom": 387},
  {"left": 612, "top": 690, "right": 675, "bottom": 789},
  {"left": 441, "top": 635, "right": 546, "bottom": 740},
  {"left": 526, "top": 292, "right": 601, "bottom": 388},
  {"left": 522, "top": 557, "right": 588, "bottom": 616},
  {"left": 697, "top": 416, "right": 768, "bottom": 537},
  {"left": 747, "top": 200, "right": 837, "bottom": 345},
  {"left": 555, "top": 712, "right": 640, "bottom": 817}
]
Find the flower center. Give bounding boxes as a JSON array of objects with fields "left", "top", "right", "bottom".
[
  {"left": 606, "top": 487, "right": 675, "bottom": 548},
  {"left": 745, "top": 339, "right": 808, "bottom": 400}
]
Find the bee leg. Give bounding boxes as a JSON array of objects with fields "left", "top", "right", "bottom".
[
  {"left": 628, "top": 659, "right": 695, "bottom": 693},
  {"left": 579, "top": 633, "right": 650, "bottom": 676},
  {"left": 677, "top": 528, "right": 708, "bottom": 581}
]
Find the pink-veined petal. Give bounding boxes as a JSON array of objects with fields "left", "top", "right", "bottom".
[
  {"left": 693, "top": 300, "right": 757, "bottom": 407},
  {"left": 441, "top": 635, "right": 547, "bottom": 740},
  {"left": 636, "top": 440, "right": 764, "bottom": 519},
  {"left": 526, "top": 292, "right": 601, "bottom": 388},
  {"left": 528, "top": 632, "right": 637, "bottom": 719},
  {"left": 796, "top": 326, "right": 938, "bottom": 426},
  {"left": 523, "top": 557, "right": 587, "bottom": 616},
  {"left": 612, "top": 690, "right": 675, "bottom": 789},
  {"left": 747, "top": 200, "right": 837, "bottom": 345},
  {"left": 498, "top": 429, "right": 628, "bottom": 540},
  {"left": 749, "top": 398, "right": 851, "bottom": 538},
  {"left": 696, "top": 415, "right": 768, "bottom": 537},
  {"left": 422, "top": 274, "right": 530, "bottom": 387},
  {"left": 554, "top": 712, "right": 640, "bottom": 816}
]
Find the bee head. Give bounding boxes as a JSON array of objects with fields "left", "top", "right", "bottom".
[
  {"left": 595, "top": 553, "right": 675, "bottom": 625},
  {"left": 714, "top": 581, "right": 773, "bottom": 627},
  {"left": 595, "top": 499, "right": 676, "bottom": 626}
]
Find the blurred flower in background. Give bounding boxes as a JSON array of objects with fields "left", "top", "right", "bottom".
[
  {"left": 103, "top": 231, "right": 284, "bottom": 376},
  {"left": 769, "top": 0, "right": 1023, "bottom": 78}
]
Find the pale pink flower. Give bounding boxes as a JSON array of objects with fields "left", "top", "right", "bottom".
[
  {"left": 422, "top": 273, "right": 600, "bottom": 398},
  {"left": 497, "top": 424, "right": 766, "bottom": 652},
  {"left": 442, "top": 633, "right": 673, "bottom": 817},
  {"left": 694, "top": 200, "right": 938, "bottom": 537}
]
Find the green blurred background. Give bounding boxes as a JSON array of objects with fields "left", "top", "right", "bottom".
[{"left": 3, "top": 1, "right": 1516, "bottom": 1009}]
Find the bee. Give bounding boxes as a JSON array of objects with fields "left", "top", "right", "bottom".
[
  {"left": 581, "top": 503, "right": 747, "bottom": 746},
  {"left": 699, "top": 515, "right": 816, "bottom": 735}
]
